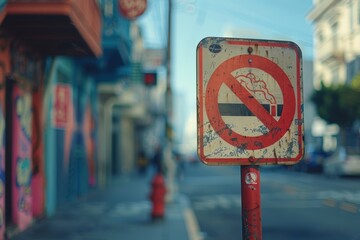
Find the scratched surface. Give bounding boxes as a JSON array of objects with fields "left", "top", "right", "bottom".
[{"left": 196, "top": 37, "right": 304, "bottom": 165}]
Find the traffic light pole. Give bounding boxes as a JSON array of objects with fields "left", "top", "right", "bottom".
[
  {"left": 241, "top": 165, "right": 262, "bottom": 240},
  {"left": 165, "top": 0, "right": 172, "bottom": 137}
]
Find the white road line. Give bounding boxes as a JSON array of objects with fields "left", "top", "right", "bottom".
[
  {"left": 108, "top": 201, "right": 151, "bottom": 217},
  {"left": 216, "top": 195, "right": 232, "bottom": 209},
  {"left": 184, "top": 207, "right": 203, "bottom": 240},
  {"left": 193, "top": 200, "right": 218, "bottom": 210},
  {"left": 263, "top": 200, "right": 322, "bottom": 209},
  {"left": 339, "top": 202, "right": 359, "bottom": 214}
]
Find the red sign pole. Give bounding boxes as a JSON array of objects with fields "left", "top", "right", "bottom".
[{"left": 241, "top": 165, "right": 262, "bottom": 240}]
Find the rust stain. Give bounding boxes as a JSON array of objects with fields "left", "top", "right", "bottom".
[
  {"left": 242, "top": 205, "right": 261, "bottom": 240},
  {"left": 254, "top": 141, "right": 264, "bottom": 149},
  {"left": 273, "top": 148, "right": 278, "bottom": 159},
  {"left": 254, "top": 43, "right": 259, "bottom": 54}
]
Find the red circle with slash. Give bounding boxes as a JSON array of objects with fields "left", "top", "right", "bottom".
[{"left": 205, "top": 54, "right": 296, "bottom": 150}]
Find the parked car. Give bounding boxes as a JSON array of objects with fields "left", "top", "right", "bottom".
[
  {"left": 295, "top": 145, "right": 329, "bottom": 173},
  {"left": 323, "top": 147, "right": 360, "bottom": 177}
]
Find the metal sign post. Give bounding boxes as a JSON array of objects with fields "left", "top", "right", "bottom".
[
  {"left": 241, "top": 165, "right": 261, "bottom": 240},
  {"left": 196, "top": 37, "right": 303, "bottom": 165},
  {"left": 196, "top": 37, "right": 303, "bottom": 239}
]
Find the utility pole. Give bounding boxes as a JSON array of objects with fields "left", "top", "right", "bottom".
[
  {"left": 163, "top": 0, "right": 177, "bottom": 203},
  {"left": 166, "top": 0, "right": 172, "bottom": 140}
]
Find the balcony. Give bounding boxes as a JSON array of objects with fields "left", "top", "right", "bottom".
[
  {"left": 321, "top": 49, "right": 345, "bottom": 64},
  {"left": 317, "top": 35, "right": 345, "bottom": 65},
  {"left": 1, "top": 0, "right": 102, "bottom": 57},
  {"left": 307, "top": 0, "right": 338, "bottom": 22}
]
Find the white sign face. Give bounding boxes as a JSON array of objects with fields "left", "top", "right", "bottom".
[{"left": 196, "top": 37, "right": 304, "bottom": 166}]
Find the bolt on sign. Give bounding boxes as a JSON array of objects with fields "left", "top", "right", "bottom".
[
  {"left": 119, "top": 0, "right": 147, "bottom": 20},
  {"left": 196, "top": 37, "right": 304, "bottom": 165}
]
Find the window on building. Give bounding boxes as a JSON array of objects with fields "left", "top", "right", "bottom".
[
  {"left": 350, "top": 1, "right": 354, "bottom": 31},
  {"left": 347, "top": 60, "right": 356, "bottom": 83},
  {"left": 331, "top": 67, "right": 340, "bottom": 84},
  {"left": 104, "top": 0, "right": 113, "bottom": 17},
  {"left": 358, "top": 0, "right": 360, "bottom": 24},
  {"left": 331, "top": 22, "right": 338, "bottom": 49},
  {"left": 317, "top": 31, "right": 324, "bottom": 43}
]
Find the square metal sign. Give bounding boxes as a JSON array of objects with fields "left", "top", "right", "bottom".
[{"left": 196, "top": 37, "right": 304, "bottom": 165}]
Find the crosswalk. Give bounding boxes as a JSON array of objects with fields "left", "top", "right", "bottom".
[
  {"left": 68, "top": 189, "right": 360, "bottom": 217},
  {"left": 74, "top": 200, "right": 184, "bottom": 219},
  {"left": 190, "top": 190, "right": 360, "bottom": 212},
  {"left": 107, "top": 201, "right": 151, "bottom": 217},
  {"left": 192, "top": 195, "right": 240, "bottom": 210}
]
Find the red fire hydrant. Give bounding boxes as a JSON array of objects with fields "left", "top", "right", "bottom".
[{"left": 149, "top": 172, "right": 167, "bottom": 219}]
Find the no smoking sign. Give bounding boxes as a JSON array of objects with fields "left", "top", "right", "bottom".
[{"left": 196, "top": 37, "right": 304, "bottom": 165}]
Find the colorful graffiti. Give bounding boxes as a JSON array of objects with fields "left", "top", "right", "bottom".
[
  {"left": 53, "top": 84, "right": 71, "bottom": 129},
  {"left": 0, "top": 65, "right": 5, "bottom": 239},
  {"left": 53, "top": 84, "right": 75, "bottom": 170},
  {"left": 12, "top": 84, "right": 32, "bottom": 230},
  {"left": 83, "top": 105, "right": 96, "bottom": 186},
  {"left": 32, "top": 87, "right": 44, "bottom": 217}
]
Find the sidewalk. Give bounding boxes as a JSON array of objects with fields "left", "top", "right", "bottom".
[{"left": 11, "top": 173, "right": 196, "bottom": 240}]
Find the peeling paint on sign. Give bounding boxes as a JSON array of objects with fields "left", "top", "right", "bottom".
[{"left": 196, "top": 37, "right": 304, "bottom": 165}]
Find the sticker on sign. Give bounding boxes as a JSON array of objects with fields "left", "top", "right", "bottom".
[{"left": 196, "top": 37, "right": 304, "bottom": 166}]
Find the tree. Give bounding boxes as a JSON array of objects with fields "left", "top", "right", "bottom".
[
  {"left": 311, "top": 83, "right": 354, "bottom": 127},
  {"left": 351, "top": 73, "right": 360, "bottom": 90},
  {"left": 310, "top": 81, "right": 360, "bottom": 145},
  {"left": 350, "top": 74, "right": 360, "bottom": 119}
]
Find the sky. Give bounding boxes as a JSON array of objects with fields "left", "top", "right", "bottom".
[{"left": 139, "top": 0, "right": 314, "bottom": 153}]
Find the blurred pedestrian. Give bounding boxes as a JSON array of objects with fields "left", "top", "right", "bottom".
[
  {"left": 175, "top": 153, "right": 186, "bottom": 180},
  {"left": 137, "top": 150, "right": 148, "bottom": 176},
  {"left": 163, "top": 142, "right": 177, "bottom": 202},
  {"left": 152, "top": 145, "right": 163, "bottom": 174}
]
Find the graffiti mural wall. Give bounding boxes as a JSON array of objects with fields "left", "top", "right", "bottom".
[
  {"left": 83, "top": 104, "right": 96, "bottom": 187},
  {"left": 53, "top": 83, "right": 75, "bottom": 204},
  {"left": 11, "top": 83, "right": 32, "bottom": 230},
  {"left": 32, "top": 86, "right": 44, "bottom": 217},
  {"left": 43, "top": 59, "right": 98, "bottom": 215},
  {"left": 0, "top": 66, "right": 6, "bottom": 239}
]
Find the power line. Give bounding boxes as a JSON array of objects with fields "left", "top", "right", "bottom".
[{"left": 174, "top": 0, "right": 314, "bottom": 48}]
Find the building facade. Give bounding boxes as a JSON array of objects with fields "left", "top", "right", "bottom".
[
  {"left": 307, "top": 0, "right": 360, "bottom": 151},
  {"left": 0, "top": 0, "right": 166, "bottom": 239},
  {"left": 308, "top": 0, "right": 360, "bottom": 87},
  {"left": 0, "top": 1, "right": 102, "bottom": 238}
]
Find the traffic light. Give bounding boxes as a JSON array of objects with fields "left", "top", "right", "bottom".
[{"left": 143, "top": 72, "right": 157, "bottom": 87}]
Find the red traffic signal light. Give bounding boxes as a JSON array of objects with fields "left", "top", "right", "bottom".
[{"left": 144, "top": 72, "right": 157, "bottom": 86}]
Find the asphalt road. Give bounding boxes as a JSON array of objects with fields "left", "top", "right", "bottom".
[{"left": 180, "top": 163, "right": 360, "bottom": 240}]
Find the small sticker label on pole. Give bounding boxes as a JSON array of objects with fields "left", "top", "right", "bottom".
[{"left": 245, "top": 172, "right": 258, "bottom": 185}]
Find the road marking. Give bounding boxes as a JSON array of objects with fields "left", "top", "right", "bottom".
[
  {"left": 192, "top": 192, "right": 360, "bottom": 214},
  {"left": 107, "top": 201, "right": 151, "bottom": 217},
  {"left": 339, "top": 202, "right": 359, "bottom": 214},
  {"left": 322, "top": 199, "right": 360, "bottom": 214},
  {"left": 263, "top": 200, "right": 322, "bottom": 209},
  {"left": 283, "top": 185, "right": 298, "bottom": 196},
  {"left": 184, "top": 207, "right": 203, "bottom": 240},
  {"left": 193, "top": 195, "right": 241, "bottom": 210},
  {"left": 216, "top": 195, "right": 232, "bottom": 209},
  {"left": 193, "top": 200, "right": 219, "bottom": 210},
  {"left": 322, "top": 199, "right": 337, "bottom": 208}
]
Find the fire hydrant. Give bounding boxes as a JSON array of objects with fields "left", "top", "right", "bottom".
[{"left": 149, "top": 172, "right": 167, "bottom": 219}]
